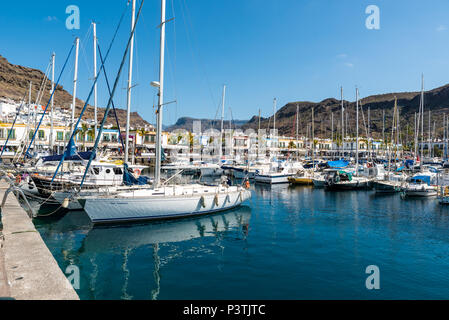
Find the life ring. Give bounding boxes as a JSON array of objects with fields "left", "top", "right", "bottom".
[{"left": 134, "top": 168, "right": 141, "bottom": 176}]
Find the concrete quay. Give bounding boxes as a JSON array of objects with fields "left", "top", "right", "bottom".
[{"left": 0, "top": 180, "right": 79, "bottom": 300}]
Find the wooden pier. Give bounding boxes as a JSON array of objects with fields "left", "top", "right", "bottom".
[{"left": 0, "top": 180, "right": 79, "bottom": 300}]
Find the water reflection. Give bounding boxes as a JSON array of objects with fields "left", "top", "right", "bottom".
[{"left": 36, "top": 206, "right": 251, "bottom": 300}]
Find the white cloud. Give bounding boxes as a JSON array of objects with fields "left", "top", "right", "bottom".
[
  {"left": 344, "top": 62, "right": 354, "bottom": 68},
  {"left": 437, "top": 25, "right": 447, "bottom": 32},
  {"left": 337, "top": 53, "right": 348, "bottom": 59}
]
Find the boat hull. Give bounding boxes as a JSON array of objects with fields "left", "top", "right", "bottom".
[
  {"left": 79, "top": 188, "right": 251, "bottom": 224},
  {"left": 288, "top": 177, "right": 313, "bottom": 185},
  {"left": 255, "top": 174, "right": 292, "bottom": 184},
  {"left": 373, "top": 181, "right": 402, "bottom": 193}
]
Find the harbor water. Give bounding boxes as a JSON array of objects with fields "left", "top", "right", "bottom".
[{"left": 33, "top": 184, "right": 449, "bottom": 300}]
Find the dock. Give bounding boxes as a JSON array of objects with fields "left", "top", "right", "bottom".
[{"left": 0, "top": 180, "right": 79, "bottom": 300}]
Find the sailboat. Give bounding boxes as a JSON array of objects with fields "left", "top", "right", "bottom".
[
  {"left": 373, "top": 97, "right": 407, "bottom": 193},
  {"left": 324, "top": 88, "right": 371, "bottom": 190},
  {"left": 77, "top": 0, "right": 251, "bottom": 223}
]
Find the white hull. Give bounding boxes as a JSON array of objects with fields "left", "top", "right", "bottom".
[
  {"left": 404, "top": 189, "right": 437, "bottom": 197},
  {"left": 255, "top": 174, "right": 292, "bottom": 184},
  {"left": 79, "top": 185, "right": 251, "bottom": 223}
]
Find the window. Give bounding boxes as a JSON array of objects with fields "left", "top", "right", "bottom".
[
  {"left": 38, "top": 130, "right": 45, "bottom": 140},
  {"left": 65, "top": 132, "right": 71, "bottom": 141},
  {"left": 0, "top": 129, "right": 4, "bottom": 139},
  {"left": 113, "top": 168, "right": 123, "bottom": 175},
  {"left": 56, "top": 131, "right": 64, "bottom": 141},
  {"left": 7, "top": 129, "right": 15, "bottom": 140},
  {"left": 105, "top": 169, "right": 111, "bottom": 174},
  {"left": 93, "top": 168, "right": 100, "bottom": 175},
  {"left": 103, "top": 134, "right": 110, "bottom": 142},
  {"left": 111, "top": 135, "right": 118, "bottom": 142}
]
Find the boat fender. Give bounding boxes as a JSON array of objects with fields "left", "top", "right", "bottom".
[
  {"left": 245, "top": 180, "right": 250, "bottom": 189},
  {"left": 214, "top": 194, "right": 219, "bottom": 206},
  {"left": 239, "top": 191, "right": 243, "bottom": 202},
  {"left": 15, "top": 175, "right": 21, "bottom": 184},
  {"left": 62, "top": 198, "right": 70, "bottom": 209},
  {"left": 200, "top": 196, "right": 206, "bottom": 208}
]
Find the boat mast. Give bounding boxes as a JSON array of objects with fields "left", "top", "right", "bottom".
[
  {"left": 219, "top": 84, "right": 226, "bottom": 160},
  {"left": 71, "top": 37, "right": 80, "bottom": 134},
  {"left": 154, "top": 0, "right": 166, "bottom": 188},
  {"left": 420, "top": 74, "right": 424, "bottom": 165},
  {"left": 341, "top": 87, "right": 344, "bottom": 158},
  {"left": 356, "top": 88, "right": 359, "bottom": 176},
  {"left": 273, "top": 98, "right": 277, "bottom": 155},
  {"left": 257, "top": 108, "right": 261, "bottom": 159},
  {"left": 312, "top": 106, "right": 315, "bottom": 169},
  {"left": 125, "top": 0, "right": 136, "bottom": 164},
  {"left": 296, "top": 104, "right": 299, "bottom": 160},
  {"left": 93, "top": 22, "right": 98, "bottom": 140},
  {"left": 50, "top": 52, "right": 55, "bottom": 153}
]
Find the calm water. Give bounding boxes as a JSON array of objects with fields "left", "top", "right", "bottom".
[{"left": 33, "top": 184, "right": 449, "bottom": 300}]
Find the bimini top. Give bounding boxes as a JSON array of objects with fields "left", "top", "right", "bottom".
[
  {"left": 42, "top": 151, "right": 93, "bottom": 162},
  {"left": 327, "top": 160, "right": 349, "bottom": 168},
  {"left": 410, "top": 175, "right": 431, "bottom": 185}
]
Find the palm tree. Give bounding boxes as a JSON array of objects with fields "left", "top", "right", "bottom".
[{"left": 138, "top": 128, "right": 146, "bottom": 144}]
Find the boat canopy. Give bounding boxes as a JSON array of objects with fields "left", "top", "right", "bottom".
[
  {"left": 410, "top": 175, "right": 431, "bottom": 185},
  {"left": 327, "top": 160, "right": 349, "bottom": 168},
  {"left": 42, "top": 151, "right": 93, "bottom": 162}
]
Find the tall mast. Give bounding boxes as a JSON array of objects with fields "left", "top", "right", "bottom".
[
  {"left": 257, "top": 108, "right": 261, "bottom": 158},
  {"left": 154, "top": 0, "right": 166, "bottom": 187},
  {"left": 50, "top": 53, "right": 55, "bottom": 152},
  {"left": 93, "top": 22, "right": 98, "bottom": 140},
  {"left": 273, "top": 98, "right": 277, "bottom": 151},
  {"left": 382, "top": 109, "right": 385, "bottom": 155},
  {"left": 414, "top": 111, "right": 418, "bottom": 161},
  {"left": 71, "top": 37, "right": 80, "bottom": 134},
  {"left": 219, "top": 84, "right": 226, "bottom": 159},
  {"left": 125, "top": 0, "right": 136, "bottom": 164},
  {"left": 420, "top": 74, "right": 424, "bottom": 166},
  {"left": 296, "top": 104, "right": 299, "bottom": 159},
  {"left": 428, "top": 110, "right": 431, "bottom": 158},
  {"left": 341, "top": 87, "right": 344, "bottom": 158},
  {"left": 312, "top": 106, "right": 315, "bottom": 168},
  {"left": 355, "top": 88, "right": 359, "bottom": 176}
]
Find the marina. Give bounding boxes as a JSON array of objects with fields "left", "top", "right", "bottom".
[{"left": 1, "top": 0, "right": 449, "bottom": 303}]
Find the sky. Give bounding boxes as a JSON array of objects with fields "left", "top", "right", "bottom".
[{"left": 1, "top": 0, "right": 449, "bottom": 126}]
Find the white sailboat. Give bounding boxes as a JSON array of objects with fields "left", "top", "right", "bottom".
[{"left": 77, "top": 0, "right": 251, "bottom": 223}]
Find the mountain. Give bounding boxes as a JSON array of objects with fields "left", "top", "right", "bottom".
[
  {"left": 165, "top": 84, "right": 449, "bottom": 146},
  {"left": 0, "top": 54, "right": 151, "bottom": 129},
  {"left": 241, "top": 85, "right": 449, "bottom": 144},
  {"left": 166, "top": 117, "right": 248, "bottom": 132}
]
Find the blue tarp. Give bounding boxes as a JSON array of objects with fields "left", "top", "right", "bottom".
[
  {"left": 42, "top": 151, "right": 93, "bottom": 162},
  {"left": 327, "top": 160, "right": 349, "bottom": 168},
  {"left": 123, "top": 163, "right": 149, "bottom": 186},
  {"left": 411, "top": 175, "right": 431, "bottom": 185}
]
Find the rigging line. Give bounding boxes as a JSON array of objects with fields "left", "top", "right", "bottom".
[
  {"left": 24, "top": 43, "right": 75, "bottom": 159},
  {"left": 79, "top": 0, "right": 145, "bottom": 189},
  {"left": 179, "top": 0, "right": 216, "bottom": 107},
  {"left": 97, "top": 44, "right": 126, "bottom": 152},
  {"left": 170, "top": 0, "right": 178, "bottom": 122},
  {"left": 80, "top": 24, "right": 94, "bottom": 77},
  {"left": 50, "top": 0, "right": 132, "bottom": 183}
]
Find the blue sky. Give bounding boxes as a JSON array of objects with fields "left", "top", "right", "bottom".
[{"left": 1, "top": 0, "right": 449, "bottom": 126}]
